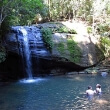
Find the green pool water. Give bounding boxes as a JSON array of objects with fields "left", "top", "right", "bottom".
[{"left": 0, "top": 74, "right": 110, "bottom": 110}]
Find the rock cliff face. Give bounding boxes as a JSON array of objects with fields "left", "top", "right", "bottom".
[
  {"left": 1, "top": 26, "right": 51, "bottom": 79},
  {"left": 0, "top": 25, "right": 89, "bottom": 80},
  {"left": 52, "top": 33, "right": 101, "bottom": 66},
  {"left": 0, "top": 21, "right": 104, "bottom": 81},
  {"left": 37, "top": 22, "right": 102, "bottom": 67}
]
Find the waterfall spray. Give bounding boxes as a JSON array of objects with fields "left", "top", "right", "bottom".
[{"left": 19, "top": 27, "right": 33, "bottom": 79}]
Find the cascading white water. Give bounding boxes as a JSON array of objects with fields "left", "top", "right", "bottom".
[
  {"left": 19, "top": 27, "right": 32, "bottom": 79},
  {"left": 11, "top": 26, "right": 50, "bottom": 83}
]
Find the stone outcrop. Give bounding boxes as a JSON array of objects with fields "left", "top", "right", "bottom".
[
  {"left": 0, "top": 25, "right": 89, "bottom": 81},
  {"left": 52, "top": 33, "right": 102, "bottom": 66},
  {"left": 37, "top": 22, "right": 102, "bottom": 67},
  {"left": 0, "top": 22, "right": 103, "bottom": 80}
]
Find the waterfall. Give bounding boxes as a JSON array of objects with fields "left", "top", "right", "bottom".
[
  {"left": 11, "top": 26, "right": 50, "bottom": 83},
  {"left": 19, "top": 27, "right": 33, "bottom": 79}
]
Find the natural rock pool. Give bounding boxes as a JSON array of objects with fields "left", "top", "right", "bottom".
[{"left": 0, "top": 74, "right": 110, "bottom": 110}]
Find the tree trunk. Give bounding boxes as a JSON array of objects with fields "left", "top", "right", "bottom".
[{"left": 48, "top": 0, "right": 51, "bottom": 20}]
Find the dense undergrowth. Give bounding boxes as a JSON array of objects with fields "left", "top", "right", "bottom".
[{"left": 41, "top": 23, "right": 81, "bottom": 63}]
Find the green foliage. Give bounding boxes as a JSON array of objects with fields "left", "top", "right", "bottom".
[
  {"left": 56, "top": 38, "right": 81, "bottom": 63},
  {"left": 0, "top": 46, "right": 6, "bottom": 63},
  {"left": 2, "top": 16, "right": 20, "bottom": 30},
  {"left": 57, "top": 26, "right": 77, "bottom": 34},
  {"left": 41, "top": 28, "right": 53, "bottom": 51},
  {"left": 0, "top": 52, "right": 6, "bottom": 63},
  {"left": 67, "top": 39, "right": 81, "bottom": 63},
  {"left": 84, "top": 0, "right": 93, "bottom": 16},
  {"left": 100, "top": 36, "right": 110, "bottom": 58},
  {"left": 87, "top": 15, "right": 93, "bottom": 24},
  {"left": 85, "top": 67, "right": 98, "bottom": 74},
  {"left": 16, "top": 0, "right": 45, "bottom": 25},
  {"left": 87, "top": 26, "right": 92, "bottom": 34},
  {"left": 97, "top": 24, "right": 110, "bottom": 34},
  {"left": 58, "top": 26, "right": 69, "bottom": 33},
  {"left": 0, "top": 0, "right": 46, "bottom": 27},
  {"left": 106, "top": 2, "right": 110, "bottom": 14},
  {"left": 1, "top": 0, "right": 110, "bottom": 28},
  {"left": 33, "top": 14, "right": 42, "bottom": 24},
  {"left": 57, "top": 43, "right": 65, "bottom": 53},
  {"left": 69, "top": 29, "right": 77, "bottom": 34}
]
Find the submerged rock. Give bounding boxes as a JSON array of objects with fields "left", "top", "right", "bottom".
[{"left": 101, "top": 72, "right": 108, "bottom": 77}]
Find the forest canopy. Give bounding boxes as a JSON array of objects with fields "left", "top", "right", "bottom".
[
  {"left": 0, "top": 0, "right": 110, "bottom": 63},
  {"left": 0, "top": 0, "right": 110, "bottom": 28}
]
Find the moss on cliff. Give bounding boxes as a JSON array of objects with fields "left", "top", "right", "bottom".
[{"left": 53, "top": 35, "right": 81, "bottom": 63}]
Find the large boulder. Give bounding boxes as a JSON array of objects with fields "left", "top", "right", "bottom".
[
  {"left": 52, "top": 33, "right": 102, "bottom": 66},
  {"left": 0, "top": 25, "right": 90, "bottom": 81},
  {"left": 0, "top": 21, "right": 104, "bottom": 81},
  {"left": 37, "top": 22, "right": 102, "bottom": 67}
]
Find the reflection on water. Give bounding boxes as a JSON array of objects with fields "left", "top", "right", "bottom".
[
  {"left": 0, "top": 74, "right": 110, "bottom": 110},
  {"left": 19, "top": 77, "right": 46, "bottom": 83},
  {"left": 95, "top": 99, "right": 109, "bottom": 105}
]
